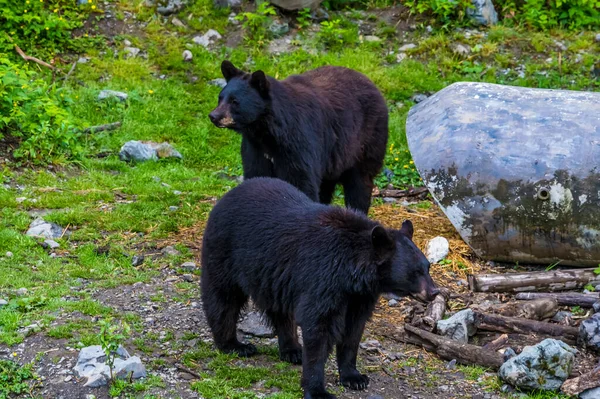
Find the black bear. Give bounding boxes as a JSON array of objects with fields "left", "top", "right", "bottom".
[
  {"left": 208, "top": 61, "right": 389, "bottom": 214},
  {"left": 201, "top": 177, "right": 439, "bottom": 399}
]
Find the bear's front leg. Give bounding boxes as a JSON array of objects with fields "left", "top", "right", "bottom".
[
  {"left": 241, "top": 137, "right": 275, "bottom": 179},
  {"left": 301, "top": 327, "right": 336, "bottom": 399},
  {"left": 336, "top": 312, "right": 370, "bottom": 390}
]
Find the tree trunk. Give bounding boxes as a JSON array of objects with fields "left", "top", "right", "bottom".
[
  {"left": 515, "top": 292, "right": 599, "bottom": 308},
  {"left": 468, "top": 268, "right": 600, "bottom": 293},
  {"left": 473, "top": 312, "right": 579, "bottom": 342},
  {"left": 562, "top": 368, "right": 600, "bottom": 396}
]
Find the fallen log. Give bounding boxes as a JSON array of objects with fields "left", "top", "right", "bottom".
[
  {"left": 562, "top": 367, "right": 600, "bottom": 396},
  {"left": 468, "top": 268, "right": 600, "bottom": 293},
  {"left": 482, "top": 334, "right": 508, "bottom": 352},
  {"left": 83, "top": 122, "right": 122, "bottom": 134},
  {"left": 474, "top": 298, "right": 558, "bottom": 320},
  {"left": 372, "top": 186, "right": 428, "bottom": 198},
  {"left": 473, "top": 312, "right": 579, "bottom": 342},
  {"left": 515, "top": 292, "right": 599, "bottom": 308},
  {"left": 401, "top": 324, "right": 504, "bottom": 369},
  {"left": 412, "top": 288, "right": 449, "bottom": 332}
]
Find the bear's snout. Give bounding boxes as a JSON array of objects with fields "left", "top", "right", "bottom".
[
  {"left": 209, "top": 107, "right": 235, "bottom": 128},
  {"left": 411, "top": 275, "right": 439, "bottom": 303}
]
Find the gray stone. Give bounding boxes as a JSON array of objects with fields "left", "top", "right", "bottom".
[
  {"left": 593, "top": 301, "right": 600, "bottom": 313},
  {"left": 446, "top": 359, "right": 457, "bottom": 369},
  {"left": 78, "top": 57, "right": 89, "bottom": 64},
  {"left": 123, "top": 47, "right": 140, "bottom": 58},
  {"left": 162, "top": 246, "right": 180, "bottom": 256},
  {"left": 581, "top": 387, "right": 600, "bottom": 399},
  {"left": 123, "top": 39, "right": 132, "bottom": 46},
  {"left": 118, "top": 141, "right": 182, "bottom": 162},
  {"left": 171, "top": 17, "right": 185, "bottom": 28},
  {"left": 367, "top": 396, "right": 384, "bottom": 399},
  {"left": 44, "top": 239, "right": 60, "bottom": 249},
  {"left": 578, "top": 313, "right": 600, "bottom": 353},
  {"left": 425, "top": 236, "right": 449, "bottom": 263},
  {"left": 181, "top": 261, "right": 197, "bottom": 272},
  {"left": 503, "top": 347, "right": 516, "bottom": 361},
  {"left": 192, "top": 29, "right": 222, "bottom": 48},
  {"left": 209, "top": 78, "right": 227, "bottom": 88},
  {"left": 16, "top": 288, "right": 28, "bottom": 296},
  {"left": 269, "top": 21, "right": 289, "bottom": 38},
  {"left": 396, "top": 53, "right": 407, "bottom": 63},
  {"left": 182, "top": 50, "right": 193, "bottom": 61},
  {"left": 131, "top": 255, "right": 145, "bottom": 267},
  {"left": 596, "top": 33, "right": 600, "bottom": 43},
  {"left": 5, "top": 251, "right": 13, "bottom": 257},
  {"left": 360, "top": 339, "right": 381, "bottom": 352},
  {"left": 269, "top": 0, "right": 322, "bottom": 10},
  {"left": 155, "top": 0, "right": 186, "bottom": 15},
  {"left": 74, "top": 345, "right": 146, "bottom": 387},
  {"left": 98, "top": 90, "right": 128, "bottom": 102},
  {"left": 364, "top": 35, "right": 381, "bottom": 42},
  {"left": 388, "top": 299, "right": 399, "bottom": 307},
  {"left": 399, "top": 43, "right": 417, "bottom": 52},
  {"left": 436, "top": 309, "right": 476, "bottom": 343},
  {"left": 182, "top": 274, "right": 194, "bottom": 282},
  {"left": 169, "top": 206, "right": 179, "bottom": 211},
  {"left": 551, "top": 310, "right": 573, "bottom": 325},
  {"left": 173, "top": 190, "right": 182, "bottom": 195},
  {"left": 0, "top": 299, "right": 8, "bottom": 307},
  {"left": 452, "top": 43, "right": 471, "bottom": 56},
  {"left": 411, "top": 94, "right": 428, "bottom": 103},
  {"left": 214, "top": 0, "right": 241, "bottom": 9},
  {"left": 238, "top": 311, "right": 274, "bottom": 337},
  {"left": 466, "top": 0, "right": 498, "bottom": 25},
  {"left": 498, "top": 339, "right": 576, "bottom": 391},
  {"left": 26, "top": 219, "right": 64, "bottom": 239}
]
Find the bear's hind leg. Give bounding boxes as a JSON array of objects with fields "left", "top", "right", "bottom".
[
  {"left": 267, "top": 312, "right": 303, "bottom": 365},
  {"left": 203, "top": 285, "right": 256, "bottom": 357},
  {"left": 318, "top": 179, "right": 337, "bottom": 205},
  {"left": 340, "top": 167, "right": 373, "bottom": 214}
]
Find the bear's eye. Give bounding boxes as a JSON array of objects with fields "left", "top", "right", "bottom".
[{"left": 230, "top": 97, "right": 239, "bottom": 106}]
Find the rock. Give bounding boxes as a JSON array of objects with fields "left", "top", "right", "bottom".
[
  {"left": 192, "top": 29, "right": 222, "bottom": 48},
  {"left": 518, "top": 298, "right": 558, "bottom": 320},
  {"left": 593, "top": 301, "right": 600, "bottom": 313},
  {"left": 15, "top": 197, "right": 26, "bottom": 203},
  {"left": 16, "top": 288, "right": 28, "bottom": 296},
  {"left": 209, "top": 78, "right": 227, "bottom": 88},
  {"left": 396, "top": 53, "right": 407, "bottom": 63},
  {"left": 269, "top": 20, "right": 289, "bottom": 38},
  {"left": 503, "top": 347, "right": 516, "bottom": 361},
  {"left": 169, "top": 206, "right": 179, "bottom": 211},
  {"left": 182, "top": 50, "right": 193, "bottom": 61},
  {"left": 388, "top": 299, "right": 398, "bottom": 307},
  {"left": 123, "top": 39, "right": 132, "bottom": 46},
  {"left": 123, "top": 47, "right": 140, "bottom": 58},
  {"left": 595, "top": 33, "right": 600, "bottom": 43},
  {"left": 0, "top": 299, "right": 8, "bottom": 307},
  {"left": 73, "top": 345, "right": 146, "bottom": 387},
  {"left": 173, "top": 190, "right": 182, "bottom": 195},
  {"left": 551, "top": 310, "right": 573, "bottom": 325},
  {"left": 425, "top": 236, "right": 449, "bottom": 263},
  {"left": 411, "top": 94, "right": 428, "bottom": 103},
  {"left": 213, "top": 0, "right": 241, "bottom": 9},
  {"left": 238, "top": 311, "right": 274, "bottom": 337},
  {"left": 43, "top": 239, "right": 60, "bottom": 249},
  {"left": 554, "top": 40, "right": 567, "bottom": 52},
  {"left": 399, "top": 43, "right": 417, "bottom": 52},
  {"left": 578, "top": 313, "right": 600, "bottom": 353},
  {"left": 311, "top": 7, "right": 329, "bottom": 22},
  {"left": 171, "top": 17, "right": 185, "bottom": 28},
  {"left": 98, "top": 90, "right": 128, "bottom": 102},
  {"left": 436, "top": 309, "right": 476, "bottom": 343},
  {"left": 466, "top": 0, "right": 498, "bottom": 25},
  {"left": 452, "top": 43, "right": 471, "bottom": 56},
  {"left": 367, "top": 396, "right": 384, "bottom": 399},
  {"left": 156, "top": 0, "right": 186, "bottom": 15},
  {"left": 78, "top": 56, "right": 89, "bottom": 64},
  {"left": 581, "top": 387, "right": 600, "bottom": 399},
  {"left": 498, "top": 339, "right": 576, "bottom": 391},
  {"left": 26, "top": 218, "right": 64, "bottom": 239},
  {"left": 182, "top": 274, "right": 194, "bottom": 282},
  {"left": 360, "top": 339, "right": 381, "bottom": 352},
  {"left": 181, "top": 261, "right": 197, "bottom": 271},
  {"left": 5, "top": 251, "right": 13, "bottom": 257},
  {"left": 162, "top": 246, "right": 181, "bottom": 256},
  {"left": 446, "top": 359, "right": 457, "bottom": 369},
  {"left": 131, "top": 255, "right": 145, "bottom": 267},
  {"left": 119, "top": 141, "right": 182, "bottom": 162},
  {"left": 269, "top": 0, "right": 322, "bottom": 10},
  {"left": 364, "top": 35, "right": 381, "bottom": 42}
]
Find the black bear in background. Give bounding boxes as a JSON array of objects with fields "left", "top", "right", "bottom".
[
  {"left": 208, "top": 61, "right": 389, "bottom": 214},
  {"left": 201, "top": 177, "right": 439, "bottom": 399}
]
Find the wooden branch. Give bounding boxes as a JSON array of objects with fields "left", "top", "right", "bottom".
[
  {"left": 174, "top": 363, "right": 201, "bottom": 379},
  {"left": 62, "top": 61, "right": 78, "bottom": 83},
  {"left": 83, "top": 122, "right": 122, "bottom": 134},
  {"left": 468, "top": 268, "right": 600, "bottom": 293},
  {"left": 562, "top": 367, "right": 600, "bottom": 396},
  {"left": 412, "top": 288, "right": 449, "bottom": 332},
  {"left": 372, "top": 186, "right": 428, "bottom": 198},
  {"left": 401, "top": 324, "right": 504, "bottom": 369},
  {"left": 473, "top": 311, "right": 579, "bottom": 342},
  {"left": 515, "top": 292, "right": 599, "bottom": 308},
  {"left": 10, "top": 40, "right": 57, "bottom": 71},
  {"left": 482, "top": 334, "right": 508, "bottom": 352}
]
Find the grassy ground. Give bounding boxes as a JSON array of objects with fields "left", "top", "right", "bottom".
[{"left": 0, "top": 0, "right": 598, "bottom": 397}]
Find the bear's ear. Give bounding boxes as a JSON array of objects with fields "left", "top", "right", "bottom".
[
  {"left": 221, "top": 60, "right": 243, "bottom": 82},
  {"left": 399, "top": 220, "right": 414, "bottom": 240},
  {"left": 250, "top": 70, "right": 270, "bottom": 97},
  {"left": 371, "top": 225, "right": 395, "bottom": 261}
]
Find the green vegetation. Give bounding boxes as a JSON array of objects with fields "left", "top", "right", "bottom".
[{"left": 0, "top": 359, "right": 37, "bottom": 398}]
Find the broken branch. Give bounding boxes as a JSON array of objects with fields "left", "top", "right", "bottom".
[
  {"left": 482, "top": 334, "right": 509, "bottom": 352},
  {"left": 468, "top": 268, "right": 600, "bottom": 293},
  {"left": 400, "top": 324, "right": 504, "bottom": 369},
  {"left": 562, "top": 367, "right": 600, "bottom": 396},
  {"left": 372, "top": 187, "right": 428, "bottom": 198},
  {"left": 83, "top": 122, "right": 122, "bottom": 134},
  {"left": 515, "top": 292, "right": 599, "bottom": 308},
  {"left": 412, "top": 288, "right": 449, "bottom": 332},
  {"left": 10, "top": 39, "right": 57, "bottom": 71},
  {"left": 473, "top": 311, "right": 578, "bottom": 342}
]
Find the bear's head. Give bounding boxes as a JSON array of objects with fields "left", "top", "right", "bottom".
[
  {"left": 208, "top": 60, "right": 270, "bottom": 131},
  {"left": 372, "top": 220, "right": 439, "bottom": 303}
]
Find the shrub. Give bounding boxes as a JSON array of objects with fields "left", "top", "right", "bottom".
[{"left": 496, "top": 0, "right": 600, "bottom": 30}]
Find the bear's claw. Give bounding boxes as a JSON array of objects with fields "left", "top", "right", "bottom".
[{"left": 340, "top": 373, "right": 369, "bottom": 390}]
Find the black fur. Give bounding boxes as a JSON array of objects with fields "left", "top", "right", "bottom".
[
  {"left": 208, "top": 61, "right": 389, "bottom": 214},
  {"left": 201, "top": 177, "right": 438, "bottom": 399}
]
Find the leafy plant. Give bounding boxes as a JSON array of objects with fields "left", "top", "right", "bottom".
[
  {"left": 0, "top": 58, "right": 83, "bottom": 163},
  {"left": 318, "top": 18, "right": 358, "bottom": 49},
  {"left": 236, "top": 2, "right": 277, "bottom": 45},
  {"left": 0, "top": 360, "right": 36, "bottom": 399},
  {"left": 404, "top": 0, "right": 473, "bottom": 26},
  {"left": 374, "top": 144, "right": 423, "bottom": 189},
  {"left": 584, "top": 283, "right": 595, "bottom": 292},
  {"left": 98, "top": 318, "right": 131, "bottom": 384},
  {"left": 594, "top": 264, "right": 600, "bottom": 275},
  {"left": 545, "top": 260, "right": 561, "bottom": 271},
  {"left": 496, "top": 0, "right": 600, "bottom": 30},
  {"left": 296, "top": 8, "right": 312, "bottom": 30}
]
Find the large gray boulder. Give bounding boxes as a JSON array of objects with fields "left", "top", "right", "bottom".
[
  {"left": 467, "top": 0, "right": 498, "bottom": 25},
  {"left": 436, "top": 309, "right": 476, "bottom": 343},
  {"left": 269, "top": 0, "right": 322, "bottom": 10},
  {"left": 73, "top": 345, "right": 146, "bottom": 387},
  {"left": 406, "top": 82, "right": 600, "bottom": 267},
  {"left": 578, "top": 313, "right": 600, "bottom": 353},
  {"left": 26, "top": 218, "right": 65, "bottom": 239},
  {"left": 119, "top": 141, "right": 182, "bottom": 162},
  {"left": 499, "top": 339, "right": 576, "bottom": 391}
]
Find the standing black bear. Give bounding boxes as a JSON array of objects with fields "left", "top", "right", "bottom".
[
  {"left": 201, "top": 177, "right": 439, "bottom": 399},
  {"left": 208, "top": 61, "right": 388, "bottom": 214}
]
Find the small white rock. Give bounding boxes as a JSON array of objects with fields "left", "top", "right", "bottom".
[
  {"left": 171, "top": 17, "right": 185, "bottom": 28},
  {"left": 182, "top": 50, "right": 193, "bottom": 62},
  {"left": 123, "top": 39, "right": 132, "bottom": 46},
  {"left": 6, "top": 251, "right": 13, "bottom": 257},
  {"left": 399, "top": 43, "right": 417, "bottom": 52},
  {"left": 425, "top": 236, "right": 450, "bottom": 264}
]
